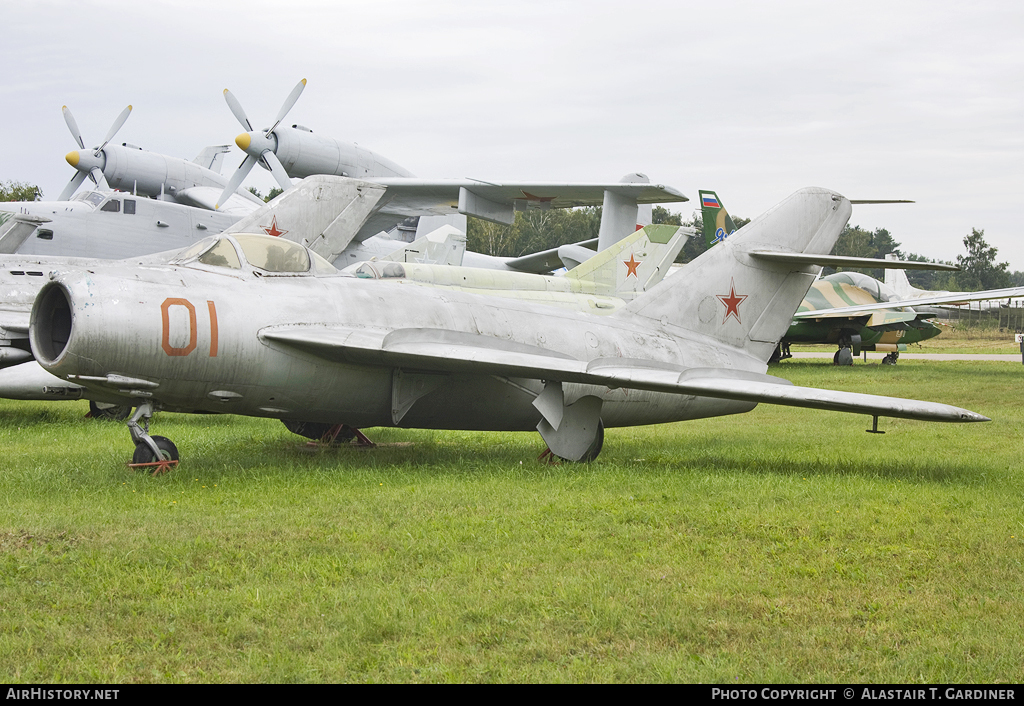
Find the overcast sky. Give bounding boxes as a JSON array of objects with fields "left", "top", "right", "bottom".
[{"left": 5, "top": 1, "right": 1023, "bottom": 266}]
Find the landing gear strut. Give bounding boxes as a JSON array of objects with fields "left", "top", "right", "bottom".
[{"left": 126, "top": 402, "right": 179, "bottom": 474}]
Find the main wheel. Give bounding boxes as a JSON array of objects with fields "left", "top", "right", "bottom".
[
  {"left": 836, "top": 348, "right": 854, "bottom": 366},
  {"left": 89, "top": 400, "right": 132, "bottom": 421},
  {"left": 132, "top": 436, "right": 179, "bottom": 465}
]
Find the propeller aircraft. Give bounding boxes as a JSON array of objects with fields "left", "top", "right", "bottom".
[
  {"left": 25, "top": 178, "right": 987, "bottom": 468},
  {"left": 215, "top": 80, "right": 686, "bottom": 258}
]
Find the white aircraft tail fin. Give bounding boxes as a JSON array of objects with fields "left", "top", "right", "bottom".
[
  {"left": 883, "top": 253, "right": 915, "bottom": 297},
  {"left": 565, "top": 224, "right": 690, "bottom": 299},
  {"left": 192, "top": 145, "right": 232, "bottom": 173},
  {"left": 380, "top": 225, "right": 467, "bottom": 266},
  {"left": 224, "top": 176, "right": 387, "bottom": 263},
  {"left": 622, "top": 187, "right": 852, "bottom": 362}
]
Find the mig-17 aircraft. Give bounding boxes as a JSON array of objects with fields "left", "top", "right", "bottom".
[{"left": 26, "top": 179, "right": 987, "bottom": 468}]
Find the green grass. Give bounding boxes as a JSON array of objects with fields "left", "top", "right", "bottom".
[{"left": 1, "top": 361, "right": 1023, "bottom": 682}]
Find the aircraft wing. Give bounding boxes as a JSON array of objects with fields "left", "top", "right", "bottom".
[
  {"left": 504, "top": 238, "right": 598, "bottom": 274},
  {"left": 792, "top": 309, "right": 921, "bottom": 326},
  {"left": 259, "top": 326, "right": 987, "bottom": 423},
  {"left": 793, "top": 286, "right": 1024, "bottom": 318},
  {"left": 366, "top": 179, "right": 688, "bottom": 222}
]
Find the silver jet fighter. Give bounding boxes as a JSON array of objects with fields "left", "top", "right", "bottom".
[{"left": 29, "top": 185, "right": 988, "bottom": 466}]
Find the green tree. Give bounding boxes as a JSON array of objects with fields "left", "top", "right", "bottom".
[
  {"left": 830, "top": 225, "right": 902, "bottom": 279},
  {"left": 0, "top": 180, "right": 41, "bottom": 202},
  {"left": 955, "top": 228, "right": 1010, "bottom": 291},
  {"left": 466, "top": 207, "right": 602, "bottom": 258}
]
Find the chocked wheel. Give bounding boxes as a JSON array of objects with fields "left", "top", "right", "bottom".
[
  {"left": 132, "top": 435, "right": 179, "bottom": 465},
  {"left": 89, "top": 400, "right": 132, "bottom": 421}
]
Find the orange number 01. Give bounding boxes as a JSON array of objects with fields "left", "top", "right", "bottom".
[{"left": 161, "top": 298, "right": 218, "bottom": 357}]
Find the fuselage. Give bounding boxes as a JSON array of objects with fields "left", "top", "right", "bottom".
[
  {"left": 32, "top": 235, "right": 758, "bottom": 431},
  {"left": 2, "top": 191, "right": 241, "bottom": 259}
]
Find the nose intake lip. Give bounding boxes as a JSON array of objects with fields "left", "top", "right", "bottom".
[{"left": 30, "top": 282, "right": 74, "bottom": 365}]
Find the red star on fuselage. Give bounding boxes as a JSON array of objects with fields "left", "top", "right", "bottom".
[
  {"left": 261, "top": 216, "right": 288, "bottom": 238},
  {"left": 716, "top": 278, "right": 748, "bottom": 323},
  {"left": 623, "top": 253, "right": 641, "bottom": 278}
]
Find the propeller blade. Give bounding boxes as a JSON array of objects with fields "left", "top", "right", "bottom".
[
  {"left": 58, "top": 171, "right": 88, "bottom": 201},
  {"left": 263, "top": 150, "right": 294, "bottom": 192},
  {"left": 95, "top": 105, "right": 132, "bottom": 156},
  {"left": 216, "top": 154, "right": 258, "bottom": 210},
  {"left": 266, "top": 78, "right": 306, "bottom": 135},
  {"left": 223, "top": 89, "right": 252, "bottom": 132},
  {"left": 90, "top": 167, "right": 109, "bottom": 190},
  {"left": 62, "top": 106, "right": 85, "bottom": 149}
]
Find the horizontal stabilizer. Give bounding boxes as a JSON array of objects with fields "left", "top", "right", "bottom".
[
  {"left": 749, "top": 251, "right": 959, "bottom": 271},
  {"left": 259, "top": 325, "right": 988, "bottom": 424}
]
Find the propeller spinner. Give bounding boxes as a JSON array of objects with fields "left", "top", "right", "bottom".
[
  {"left": 216, "top": 79, "right": 305, "bottom": 209},
  {"left": 58, "top": 105, "right": 132, "bottom": 201}
]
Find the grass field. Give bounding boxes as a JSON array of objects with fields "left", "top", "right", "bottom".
[{"left": 1, "top": 360, "right": 1022, "bottom": 683}]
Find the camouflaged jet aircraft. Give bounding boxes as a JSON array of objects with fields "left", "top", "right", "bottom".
[
  {"left": 699, "top": 192, "right": 959, "bottom": 365},
  {"left": 215, "top": 80, "right": 686, "bottom": 261},
  {"left": 27, "top": 180, "right": 987, "bottom": 468}
]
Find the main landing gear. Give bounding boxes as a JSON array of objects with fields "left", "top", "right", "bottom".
[
  {"left": 882, "top": 352, "right": 900, "bottom": 365},
  {"left": 126, "top": 402, "right": 179, "bottom": 475}
]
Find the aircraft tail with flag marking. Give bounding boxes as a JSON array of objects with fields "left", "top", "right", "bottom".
[
  {"left": 699, "top": 190, "right": 740, "bottom": 248},
  {"left": 623, "top": 187, "right": 852, "bottom": 363}
]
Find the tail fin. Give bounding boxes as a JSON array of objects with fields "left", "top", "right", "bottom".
[
  {"left": 564, "top": 224, "right": 690, "bottom": 299},
  {"left": 624, "top": 188, "right": 852, "bottom": 362},
  {"left": 883, "top": 253, "right": 914, "bottom": 297},
  {"left": 379, "top": 225, "right": 467, "bottom": 266},
  {"left": 700, "top": 190, "right": 739, "bottom": 248},
  {"left": 224, "top": 175, "right": 387, "bottom": 262}
]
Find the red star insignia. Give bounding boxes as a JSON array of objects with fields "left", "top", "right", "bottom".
[
  {"left": 623, "top": 253, "right": 641, "bottom": 278},
  {"left": 261, "top": 216, "right": 288, "bottom": 238},
  {"left": 716, "top": 278, "right": 748, "bottom": 323}
]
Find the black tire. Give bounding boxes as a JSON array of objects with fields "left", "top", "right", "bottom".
[
  {"left": 89, "top": 400, "right": 132, "bottom": 421},
  {"left": 836, "top": 348, "right": 854, "bottom": 366},
  {"left": 833, "top": 350, "right": 841, "bottom": 365},
  {"left": 132, "top": 436, "right": 179, "bottom": 465}
]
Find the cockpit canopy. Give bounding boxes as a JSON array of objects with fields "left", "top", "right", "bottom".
[
  {"left": 824, "top": 271, "right": 900, "bottom": 303},
  {"left": 172, "top": 233, "right": 337, "bottom": 275}
]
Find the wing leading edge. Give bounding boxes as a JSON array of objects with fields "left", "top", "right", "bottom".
[{"left": 259, "top": 326, "right": 988, "bottom": 424}]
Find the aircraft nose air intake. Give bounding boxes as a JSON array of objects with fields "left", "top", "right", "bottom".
[
  {"left": 235, "top": 132, "right": 252, "bottom": 151},
  {"left": 30, "top": 282, "right": 74, "bottom": 366},
  {"left": 66, "top": 150, "right": 80, "bottom": 167}
]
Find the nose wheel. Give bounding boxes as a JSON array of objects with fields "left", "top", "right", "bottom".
[{"left": 125, "top": 402, "right": 179, "bottom": 474}]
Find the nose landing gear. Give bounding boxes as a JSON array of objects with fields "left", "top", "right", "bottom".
[{"left": 126, "top": 402, "right": 179, "bottom": 474}]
